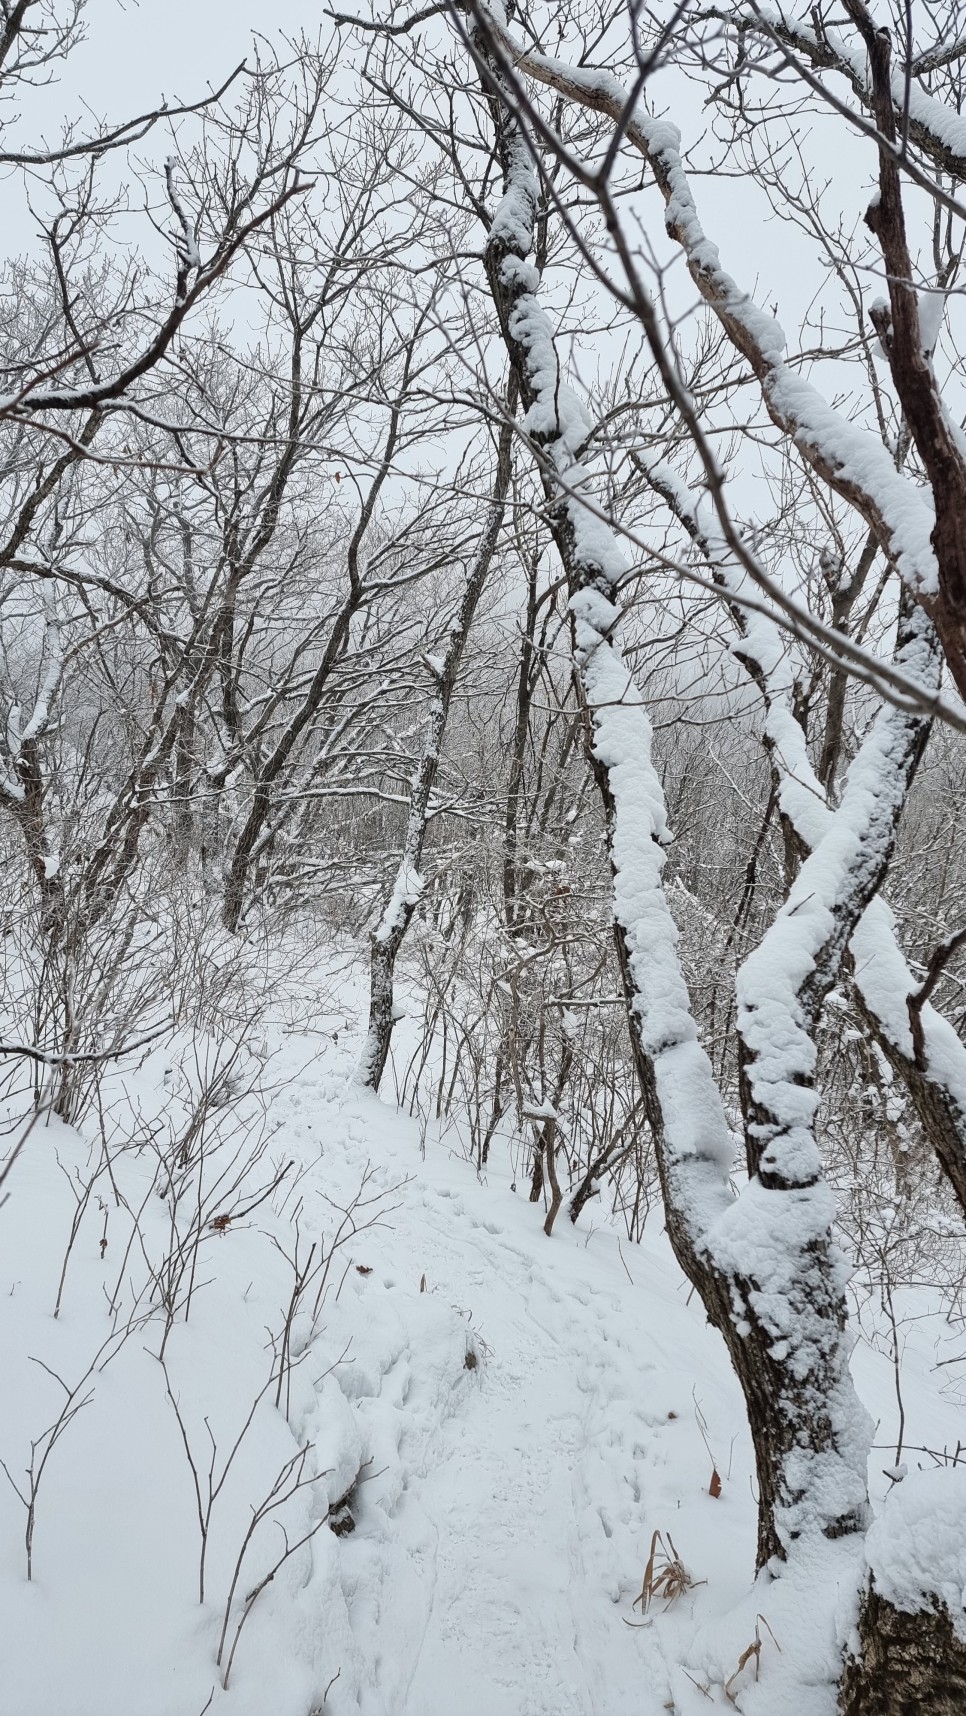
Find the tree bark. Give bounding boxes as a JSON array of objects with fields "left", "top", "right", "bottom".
[
  {"left": 358, "top": 412, "right": 514, "bottom": 1089},
  {"left": 840, "top": 1584, "right": 966, "bottom": 1716},
  {"left": 472, "top": 27, "right": 870, "bottom": 1570}
]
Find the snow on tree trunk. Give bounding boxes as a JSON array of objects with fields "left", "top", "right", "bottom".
[
  {"left": 839, "top": 1587, "right": 966, "bottom": 1716},
  {"left": 840, "top": 1471, "right": 966, "bottom": 1716},
  {"left": 471, "top": 9, "right": 872, "bottom": 1570},
  {"left": 645, "top": 451, "right": 966, "bottom": 1245},
  {"left": 468, "top": 5, "right": 964, "bottom": 707}
]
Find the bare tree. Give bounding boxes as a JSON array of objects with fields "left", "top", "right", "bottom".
[{"left": 328, "top": 4, "right": 966, "bottom": 1703}]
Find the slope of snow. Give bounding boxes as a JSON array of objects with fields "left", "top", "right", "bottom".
[{"left": 1, "top": 964, "right": 964, "bottom": 1715}]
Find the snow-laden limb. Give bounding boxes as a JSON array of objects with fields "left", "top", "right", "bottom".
[
  {"left": 464, "top": 3, "right": 966, "bottom": 706},
  {"left": 847, "top": 1, "right": 966, "bottom": 707},
  {"left": 480, "top": 24, "right": 734, "bottom": 1239},
  {"left": 473, "top": 13, "right": 870, "bottom": 1569},
  {"left": 850, "top": 900, "right": 966, "bottom": 1218},
  {"left": 642, "top": 477, "right": 936, "bottom": 1551},
  {"left": 164, "top": 157, "right": 203, "bottom": 300},
  {"left": 570, "top": 584, "right": 735, "bottom": 1240},
  {"left": 373, "top": 864, "right": 426, "bottom": 950},
  {"left": 727, "top": 3, "right": 966, "bottom": 182},
  {"left": 645, "top": 446, "right": 966, "bottom": 1223},
  {"left": 734, "top": 599, "right": 937, "bottom": 1189},
  {"left": 699, "top": 600, "right": 935, "bottom": 1546}
]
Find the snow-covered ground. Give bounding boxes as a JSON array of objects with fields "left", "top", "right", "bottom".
[{"left": 2, "top": 954, "right": 965, "bottom": 1716}]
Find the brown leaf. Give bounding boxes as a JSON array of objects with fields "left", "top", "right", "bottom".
[{"left": 709, "top": 1467, "right": 722, "bottom": 1499}]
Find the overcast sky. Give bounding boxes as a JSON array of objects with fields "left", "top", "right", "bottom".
[
  {"left": 2, "top": 0, "right": 921, "bottom": 423},
  {"left": 2, "top": 1, "right": 326, "bottom": 260},
  {"left": 49, "top": 1, "right": 318, "bottom": 116}
]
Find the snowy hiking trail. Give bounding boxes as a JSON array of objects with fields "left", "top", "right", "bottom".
[
  {"left": 3, "top": 1012, "right": 966, "bottom": 1716},
  {"left": 281, "top": 1071, "right": 758, "bottom": 1716},
  {"left": 278, "top": 1076, "right": 690, "bottom": 1716},
  {"left": 343, "top": 1155, "right": 685, "bottom": 1716}
]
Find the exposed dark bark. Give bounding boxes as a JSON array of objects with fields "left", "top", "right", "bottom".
[
  {"left": 475, "top": 32, "right": 868, "bottom": 1571},
  {"left": 847, "top": 0, "right": 966, "bottom": 701},
  {"left": 839, "top": 1584, "right": 966, "bottom": 1716},
  {"left": 569, "top": 1139, "right": 630, "bottom": 1225}
]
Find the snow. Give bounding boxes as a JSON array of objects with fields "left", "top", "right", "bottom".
[
  {"left": 480, "top": 57, "right": 885, "bottom": 1566},
  {"left": 373, "top": 864, "right": 424, "bottom": 945},
  {"left": 633, "top": 119, "right": 940, "bottom": 597},
  {"left": 486, "top": 83, "right": 735, "bottom": 1251},
  {"left": 642, "top": 449, "right": 966, "bottom": 1212},
  {"left": 734, "top": 604, "right": 939, "bottom": 1192},
  {"left": 1, "top": 951, "right": 965, "bottom": 1714},
  {"left": 0, "top": 1002, "right": 709, "bottom": 1716},
  {"left": 752, "top": 4, "right": 966, "bottom": 167},
  {"left": 919, "top": 288, "right": 946, "bottom": 358},
  {"left": 863, "top": 1469, "right": 966, "bottom": 1640},
  {"left": 494, "top": 9, "right": 944, "bottom": 601},
  {"left": 580, "top": 627, "right": 735, "bottom": 1238}
]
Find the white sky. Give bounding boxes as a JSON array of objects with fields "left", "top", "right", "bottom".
[
  {"left": 43, "top": 0, "right": 319, "bottom": 115},
  {"left": 5, "top": 0, "right": 887, "bottom": 333},
  {"left": 2, "top": 1, "right": 325, "bottom": 263},
  {"left": 4, "top": 0, "right": 952, "bottom": 466}
]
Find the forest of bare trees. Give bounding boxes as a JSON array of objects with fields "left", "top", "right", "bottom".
[{"left": 5, "top": 1, "right": 966, "bottom": 1709}]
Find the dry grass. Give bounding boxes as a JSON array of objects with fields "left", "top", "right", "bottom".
[
  {"left": 684, "top": 1612, "right": 782, "bottom": 1702},
  {"left": 627, "top": 1530, "right": 705, "bottom": 1620},
  {"left": 723, "top": 1614, "right": 781, "bottom": 1703}
]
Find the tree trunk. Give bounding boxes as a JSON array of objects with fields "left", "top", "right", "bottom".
[
  {"left": 357, "top": 413, "right": 514, "bottom": 1089},
  {"left": 840, "top": 1585, "right": 966, "bottom": 1716},
  {"left": 472, "top": 32, "right": 872, "bottom": 1570}
]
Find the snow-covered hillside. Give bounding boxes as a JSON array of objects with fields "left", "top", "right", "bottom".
[{"left": 2, "top": 963, "right": 965, "bottom": 1716}]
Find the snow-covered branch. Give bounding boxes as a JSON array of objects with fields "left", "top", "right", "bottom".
[{"left": 472, "top": 9, "right": 870, "bottom": 1566}]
